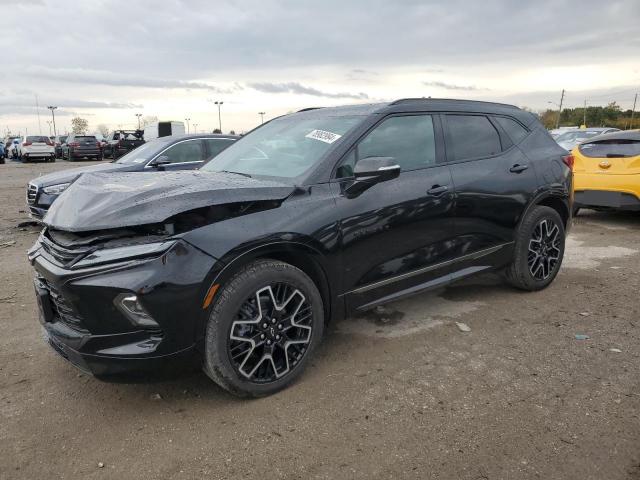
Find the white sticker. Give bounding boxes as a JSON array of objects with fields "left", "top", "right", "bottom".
[{"left": 305, "top": 129, "right": 342, "bottom": 144}]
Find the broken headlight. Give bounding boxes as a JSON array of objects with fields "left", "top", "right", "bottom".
[
  {"left": 73, "top": 241, "right": 176, "bottom": 269},
  {"left": 43, "top": 183, "right": 71, "bottom": 195}
]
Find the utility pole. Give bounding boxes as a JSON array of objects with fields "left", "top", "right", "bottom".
[
  {"left": 47, "top": 106, "right": 58, "bottom": 137},
  {"left": 583, "top": 99, "right": 587, "bottom": 127},
  {"left": 35, "top": 94, "right": 42, "bottom": 135},
  {"left": 555, "top": 89, "right": 565, "bottom": 129},
  {"left": 214, "top": 101, "right": 223, "bottom": 132},
  {"left": 258, "top": 112, "right": 265, "bottom": 124},
  {"left": 630, "top": 93, "right": 638, "bottom": 130},
  {"left": 135, "top": 113, "right": 143, "bottom": 130},
  {"left": 184, "top": 118, "right": 191, "bottom": 134}
]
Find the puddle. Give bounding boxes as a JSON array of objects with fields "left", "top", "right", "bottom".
[
  {"left": 563, "top": 236, "right": 637, "bottom": 270},
  {"left": 336, "top": 290, "right": 484, "bottom": 338}
]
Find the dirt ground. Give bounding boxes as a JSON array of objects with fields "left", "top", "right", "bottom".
[{"left": 1, "top": 159, "right": 639, "bottom": 480}]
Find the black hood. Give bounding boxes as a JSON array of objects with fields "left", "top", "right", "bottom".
[
  {"left": 30, "top": 162, "right": 135, "bottom": 187},
  {"left": 43, "top": 170, "right": 295, "bottom": 232}
]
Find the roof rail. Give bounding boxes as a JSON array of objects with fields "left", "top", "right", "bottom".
[
  {"left": 389, "top": 98, "right": 430, "bottom": 105},
  {"left": 297, "top": 107, "right": 323, "bottom": 112}
]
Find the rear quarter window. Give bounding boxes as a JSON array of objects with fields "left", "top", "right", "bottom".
[
  {"left": 579, "top": 140, "right": 640, "bottom": 158},
  {"left": 494, "top": 116, "right": 529, "bottom": 144}
]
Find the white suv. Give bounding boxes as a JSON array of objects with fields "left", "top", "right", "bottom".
[{"left": 19, "top": 135, "right": 55, "bottom": 162}]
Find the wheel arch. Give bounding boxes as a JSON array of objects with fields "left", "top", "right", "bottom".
[
  {"left": 209, "top": 242, "right": 336, "bottom": 326},
  {"left": 523, "top": 190, "right": 571, "bottom": 230}
]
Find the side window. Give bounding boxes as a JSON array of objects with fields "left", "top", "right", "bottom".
[
  {"left": 494, "top": 116, "right": 529, "bottom": 144},
  {"left": 204, "top": 139, "right": 234, "bottom": 159},
  {"left": 161, "top": 140, "right": 205, "bottom": 164},
  {"left": 341, "top": 115, "right": 436, "bottom": 178},
  {"left": 446, "top": 115, "right": 501, "bottom": 161}
]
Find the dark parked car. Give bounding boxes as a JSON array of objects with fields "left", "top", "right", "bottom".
[
  {"left": 26, "top": 134, "right": 238, "bottom": 220},
  {"left": 28, "top": 99, "right": 572, "bottom": 397},
  {"left": 53, "top": 135, "right": 68, "bottom": 159},
  {"left": 62, "top": 134, "right": 102, "bottom": 161},
  {"left": 103, "top": 130, "right": 145, "bottom": 159}
]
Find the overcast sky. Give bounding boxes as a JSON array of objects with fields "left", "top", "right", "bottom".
[{"left": 1, "top": 0, "right": 639, "bottom": 136}]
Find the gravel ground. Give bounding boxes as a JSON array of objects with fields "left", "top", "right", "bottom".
[{"left": 1, "top": 159, "right": 639, "bottom": 480}]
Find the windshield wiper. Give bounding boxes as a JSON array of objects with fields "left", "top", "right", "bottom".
[{"left": 220, "top": 170, "right": 252, "bottom": 178}]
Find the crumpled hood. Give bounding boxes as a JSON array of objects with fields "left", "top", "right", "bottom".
[
  {"left": 43, "top": 170, "right": 294, "bottom": 232},
  {"left": 30, "top": 162, "right": 132, "bottom": 187}
]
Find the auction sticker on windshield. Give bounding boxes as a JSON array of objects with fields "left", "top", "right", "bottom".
[{"left": 305, "top": 129, "right": 342, "bottom": 144}]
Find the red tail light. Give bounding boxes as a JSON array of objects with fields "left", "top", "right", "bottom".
[
  {"left": 69, "top": 142, "right": 80, "bottom": 147},
  {"left": 96, "top": 142, "right": 101, "bottom": 147},
  {"left": 562, "top": 154, "right": 574, "bottom": 170},
  {"left": 23, "top": 141, "right": 32, "bottom": 146},
  {"left": 46, "top": 140, "right": 53, "bottom": 146}
]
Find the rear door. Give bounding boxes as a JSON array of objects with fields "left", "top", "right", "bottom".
[
  {"left": 332, "top": 114, "right": 456, "bottom": 311},
  {"left": 26, "top": 136, "right": 50, "bottom": 153},
  {"left": 444, "top": 113, "right": 538, "bottom": 270}
]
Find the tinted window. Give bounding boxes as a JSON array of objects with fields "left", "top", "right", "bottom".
[
  {"left": 204, "top": 138, "right": 235, "bottom": 159},
  {"left": 357, "top": 115, "right": 436, "bottom": 171},
  {"left": 75, "top": 136, "right": 97, "bottom": 141},
  {"left": 495, "top": 116, "right": 529, "bottom": 144},
  {"left": 579, "top": 140, "right": 640, "bottom": 158},
  {"left": 26, "top": 136, "right": 49, "bottom": 143},
  {"left": 446, "top": 115, "right": 501, "bottom": 161},
  {"left": 162, "top": 140, "right": 204, "bottom": 164}
]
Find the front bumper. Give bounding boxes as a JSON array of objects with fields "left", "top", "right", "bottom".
[
  {"left": 574, "top": 190, "right": 640, "bottom": 211},
  {"left": 30, "top": 238, "right": 218, "bottom": 378}
]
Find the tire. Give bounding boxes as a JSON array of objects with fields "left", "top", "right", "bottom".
[
  {"left": 203, "top": 259, "right": 324, "bottom": 397},
  {"left": 504, "top": 206, "right": 565, "bottom": 291}
]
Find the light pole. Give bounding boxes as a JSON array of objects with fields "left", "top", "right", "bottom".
[
  {"left": 46, "top": 120, "right": 52, "bottom": 136},
  {"left": 184, "top": 118, "right": 191, "bottom": 134},
  {"left": 193, "top": 123, "right": 198, "bottom": 133},
  {"left": 214, "top": 101, "right": 223, "bottom": 132},
  {"left": 135, "top": 113, "right": 143, "bottom": 129},
  {"left": 47, "top": 106, "right": 58, "bottom": 137},
  {"left": 258, "top": 112, "right": 265, "bottom": 124}
]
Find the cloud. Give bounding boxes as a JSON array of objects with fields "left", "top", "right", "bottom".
[
  {"left": 0, "top": 97, "right": 142, "bottom": 109},
  {"left": 422, "top": 81, "right": 488, "bottom": 91},
  {"left": 20, "top": 66, "right": 235, "bottom": 92},
  {"left": 248, "top": 82, "right": 369, "bottom": 99}
]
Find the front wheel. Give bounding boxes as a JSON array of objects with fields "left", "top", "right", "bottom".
[
  {"left": 504, "top": 206, "right": 565, "bottom": 291},
  {"left": 203, "top": 259, "right": 324, "bottom": 397}
]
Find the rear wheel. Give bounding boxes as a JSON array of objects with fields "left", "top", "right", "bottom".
[
  {"left": 504, "top": 206, "right": 565, "bottom": 291},
  {"left": 203, "top": 259, "right": 324, "bottom": 397}
]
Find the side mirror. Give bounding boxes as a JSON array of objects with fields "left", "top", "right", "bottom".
[
  {"left": 149, "top": 155, "right": 171, "bottom": 169},
  {"left": 345, "top": 156, "right": 400, "bottom": 197}
]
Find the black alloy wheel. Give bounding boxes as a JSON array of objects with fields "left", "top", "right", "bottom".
[{"left": 203, "top": 259, "right": 324, "bottom": 397}]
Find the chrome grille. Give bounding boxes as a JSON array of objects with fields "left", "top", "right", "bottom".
[
  {"left": 27, "top": 183, "right": 38, "bottom": 205},
  {"left": 36, "top": 275, "right": 87, "bottom": 332}
]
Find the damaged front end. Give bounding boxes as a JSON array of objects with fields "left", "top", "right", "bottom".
[{"left": 28, "top": 170, "right": 294, "bottom": 378}]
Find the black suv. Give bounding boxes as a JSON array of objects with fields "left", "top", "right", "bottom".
[
  {"left": 26, "top": 134, "right": 238, "bottom": 220},
  {"left": 63, "top": 134, "right": 102, "bottom": 161},
  {"left": 29, "top": 99, "right": 572, "bottom": 397}
]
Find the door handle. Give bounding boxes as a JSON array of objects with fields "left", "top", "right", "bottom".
[
  {"left": 427, "top": 185, "right": 449, "bottom": 196},
  {"left": 509, "top": 164, "right": 528, "bottom": 173}
]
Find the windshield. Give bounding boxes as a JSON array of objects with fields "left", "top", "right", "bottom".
[
  {"left": 115, "top": 138, "right": 167, "bottom": 164},
  {"left": 201, "top": 114, "right": 363, "bottom": 178}
]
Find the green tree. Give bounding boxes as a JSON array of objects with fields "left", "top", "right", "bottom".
[{"left": 71, "top": 117, "right": 89, "bottom": 135}]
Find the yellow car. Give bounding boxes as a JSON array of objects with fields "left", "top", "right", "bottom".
[{"left": 572, "top": 130, "right": 640, "bottom": 214}]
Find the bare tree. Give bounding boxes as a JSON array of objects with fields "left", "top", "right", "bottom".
[
  {"left": 96, "top": 124, "right": 110, "bottom": 137},
  {"left": 71, "top": 117, "right": 89, "bottom": 135}
]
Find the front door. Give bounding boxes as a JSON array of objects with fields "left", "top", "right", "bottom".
[{"left": 331, "top": 114, "right": 456, "bottom": 311}]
